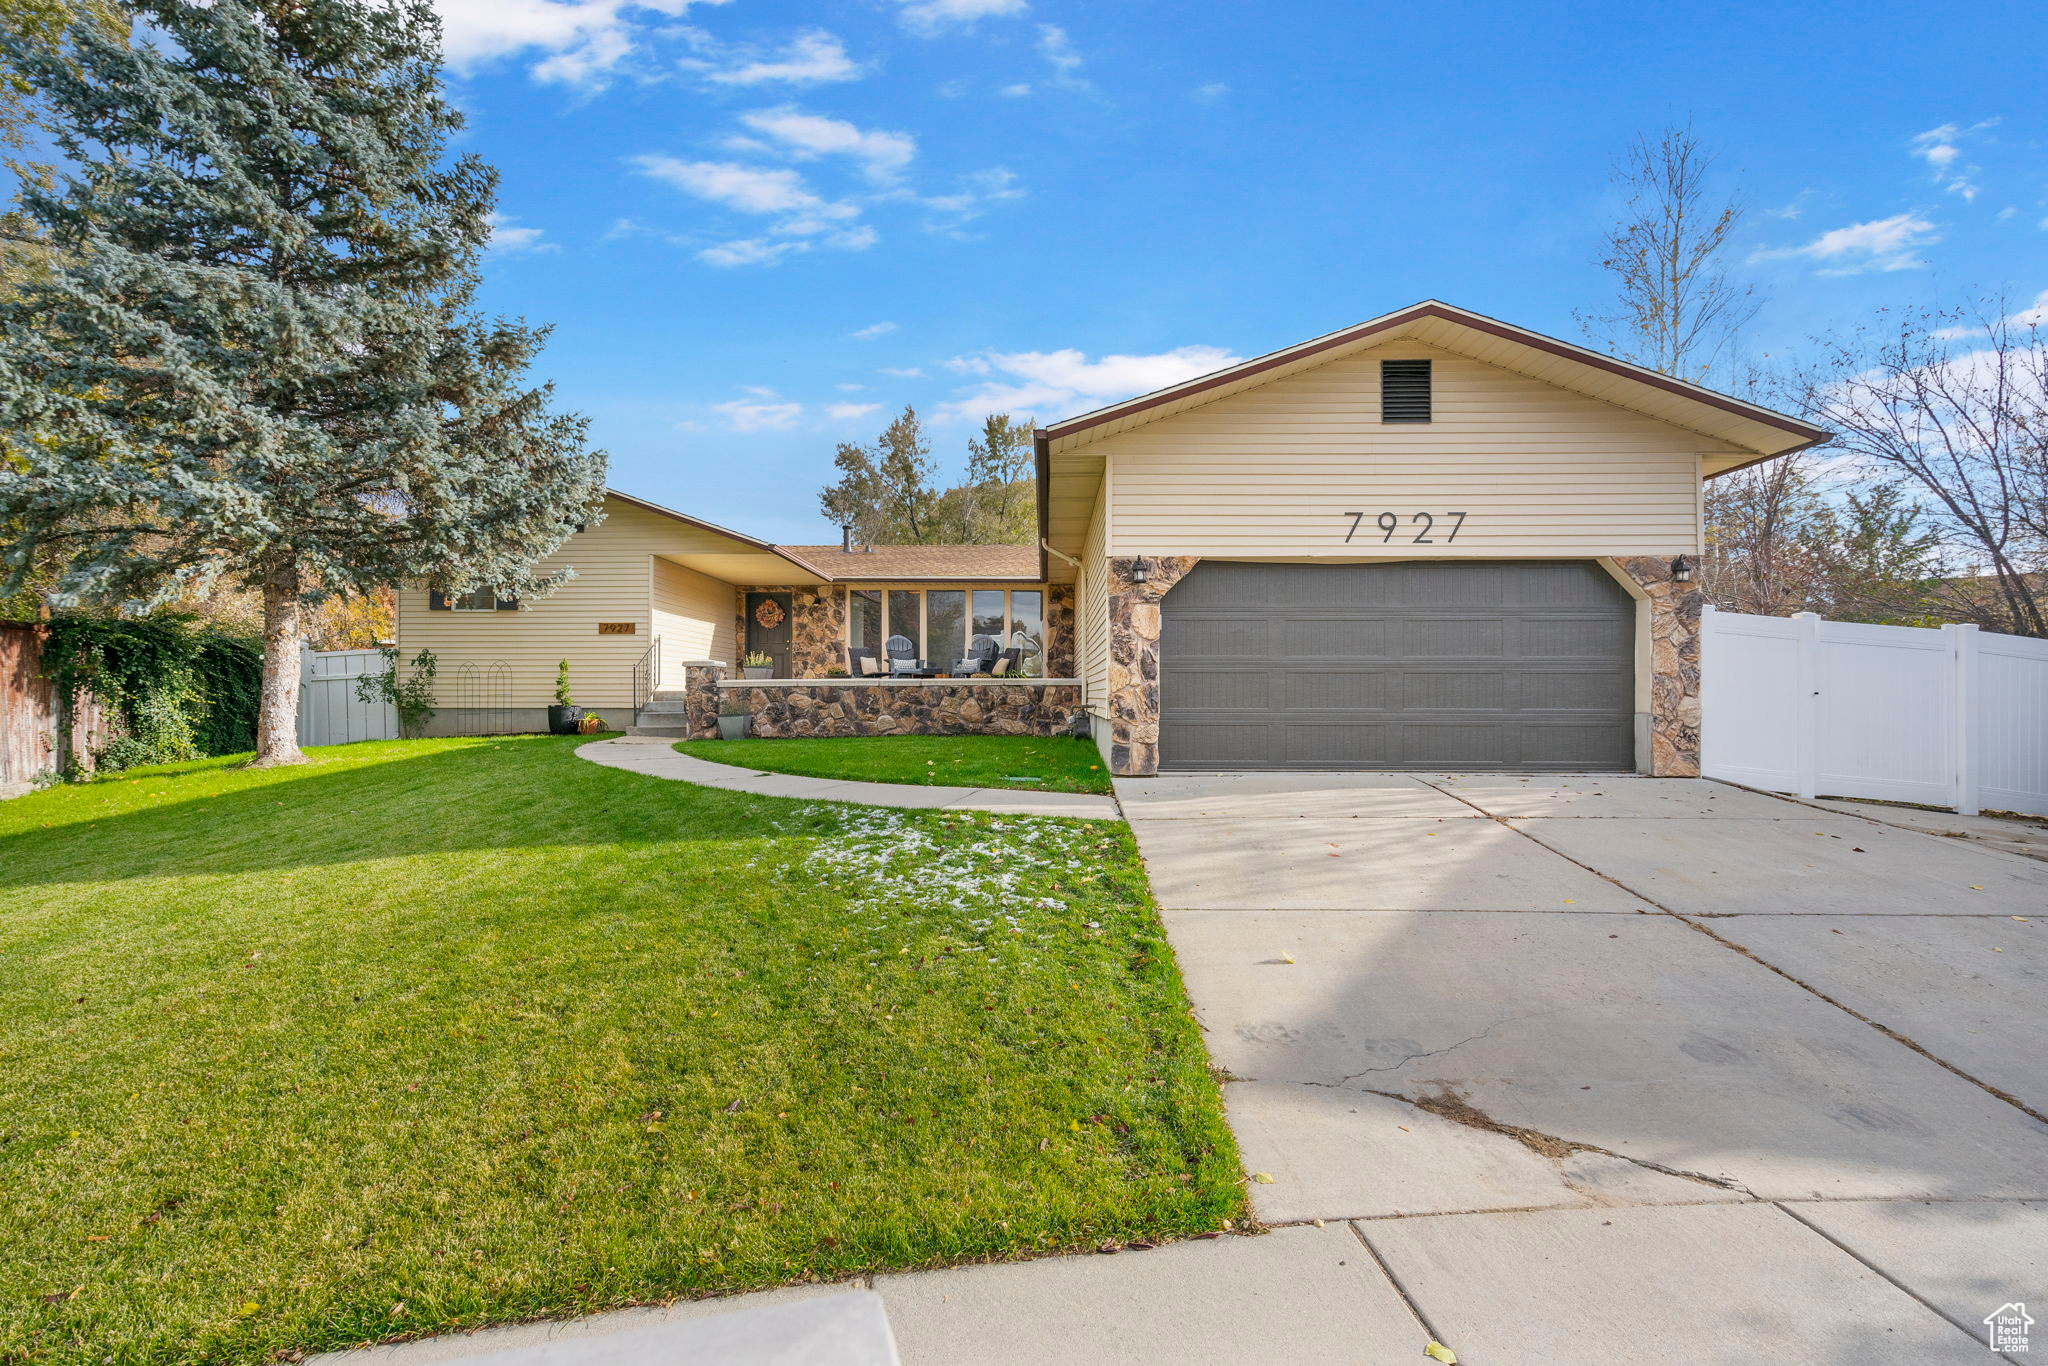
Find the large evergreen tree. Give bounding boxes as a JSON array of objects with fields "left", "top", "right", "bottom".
[{"left": 0, "top": 0, "right": 605, "bottom": 764}]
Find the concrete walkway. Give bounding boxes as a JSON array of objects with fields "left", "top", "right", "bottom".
[{"left": 575, "top": 735, "right": 1120, "bottom": 819}]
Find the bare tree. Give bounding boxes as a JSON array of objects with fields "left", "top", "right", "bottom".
[
  {"left": 1581, "top": 124, "right": 1760, "bottom": 383},
  {"left": 1796, "top": 300, "right": 2048, "bottom": 637},
  {"left": 1701, "top": 451, "right": 1823, "bottom": 616}
]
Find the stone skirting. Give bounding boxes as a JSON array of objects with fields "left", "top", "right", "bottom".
[
  {"left": 714, "top": 680, "right": 1082, "bottom": 739},
  {"left": 1611, "top": 555, "right": 1704, "bottom": 777}
]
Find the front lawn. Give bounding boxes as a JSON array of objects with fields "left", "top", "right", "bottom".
[
  {"left": 0, "top": 737, "right": 1237, "bottom": 1365},
  {"left": 684, "top": 734, "right": 1113, "bottom": 794}
]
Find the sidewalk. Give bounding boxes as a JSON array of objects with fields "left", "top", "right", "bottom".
[{"left": 576, "top": 736, "right": 1121, "bottom": 819}]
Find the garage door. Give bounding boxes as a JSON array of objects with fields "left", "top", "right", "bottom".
[{"left": 1158, "top": 561, "right": 1636, "bottom": 772}]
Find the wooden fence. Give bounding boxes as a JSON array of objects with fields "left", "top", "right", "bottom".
[{"left": 0, "top": 622, "right": 108, "bottom": 798}]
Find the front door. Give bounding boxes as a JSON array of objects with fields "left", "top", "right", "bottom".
[{"left": 745, "top": 591, "right": 793, "bottom": 676}]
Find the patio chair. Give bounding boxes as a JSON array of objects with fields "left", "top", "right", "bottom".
[
  {"left": 846, "top": 645, "right": 886, "bottom": 679},
  {"left": 884, "top": 634, "right": 922, "bottom": 676},
  {"left": 954, "top": 634, "right": 1001, "bottom": 675},
  {"left": 989, "top": 647, "right": 1021, "bottom": 677}
]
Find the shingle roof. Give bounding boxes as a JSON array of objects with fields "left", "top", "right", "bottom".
[{"left": 776, "top": 544, "right": 1041, "bottom": 581}]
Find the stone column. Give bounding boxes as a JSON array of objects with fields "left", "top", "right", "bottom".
[
  {"left": 1612, "top": 556, "right": 1702, "bottom": 777},
  {"left": 1106, "top": 556, "right": 1199, "bottom": 776},
  {"left": 789, "top": 585, "right": 845, "bottom": 677},
  {"left": 681, "top": 661, "right": 728, "bottom": 740},
  {"left": 1045, "top": 584, "right": 1077, "bottom": 679}
]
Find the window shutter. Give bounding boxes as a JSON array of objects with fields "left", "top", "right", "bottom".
[
  {"left": 428, "top": 590, "right": 449, "bottom": 611},
  {"left": 1380, "top": 358, "right": 1432, "bottom": 423}
]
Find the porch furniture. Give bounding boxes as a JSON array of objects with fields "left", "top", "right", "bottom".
[
  {"left": 990, "top": 648, "right": 1020, "bottom": 677},
  {"left": 960, "top": 634, "right": 1001, "bottom": 674},
  {"left": 847, "top": 646, "right": 886, "bottom": 678},
  {"left": 885, "top": 634, "right": 923, "bottom": 676}
]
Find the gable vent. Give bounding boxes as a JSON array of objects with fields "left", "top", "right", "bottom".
[{"left": 1380, "top": 358, "right": 1432, "bottom": 423}]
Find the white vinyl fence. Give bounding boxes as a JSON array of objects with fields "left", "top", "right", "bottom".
[
  {"left": 1701, "top": 606, "right": 2048, "bottom": 817},
  {"left": 297, "top": 647, "right": 398, "bottom": 746}
]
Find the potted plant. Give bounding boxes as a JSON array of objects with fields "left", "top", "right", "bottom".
[
  {"left": 742, "top": 650, "right": 774, "bottom": 680},
  {"left": 578, "top": 712, "right": 605, "bottom": 735},
  {"left": 717, "top": 701, "right": 752, "bottom": 740},
  {"left": 550, "top": 659, "right": 581, "bottom": 734}
]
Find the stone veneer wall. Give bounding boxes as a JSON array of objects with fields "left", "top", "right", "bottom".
[
  {"left": 1045, "top": 584, "right": 1076, "bottom": 679},
  {"left": 1104, "top": 556, "right": 1200, "bottom": 776},
  {"left": 681, "top": 661, "right": 728, "bottom": 740},
  {"left": 718, "top": 682, "right": 1080, "bottom": 738},
  {"left": 1611, "top": 555, "right": 1703, "bottom": 777}
]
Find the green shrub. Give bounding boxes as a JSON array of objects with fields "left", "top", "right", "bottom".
[{"left": 40, "top": 614, "right": 262, "bottom": 770}]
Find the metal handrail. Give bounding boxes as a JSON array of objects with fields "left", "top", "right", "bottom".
[{"left": 631, "top": 636, "right": 661, "bottom": 721}]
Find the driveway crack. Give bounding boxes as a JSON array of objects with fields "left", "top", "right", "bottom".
[{"left": 1349, "top": 1082, "right": 1756, "bottom": 1196}]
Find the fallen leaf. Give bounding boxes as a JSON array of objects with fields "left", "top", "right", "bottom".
[
  {"left": 1970, "top": 886, "right": 1985, "bottom": 891},
  {"left": 1279, "top": 953, "right": 1295, "bottom": 964},
  {"left": 2014, "top": 917, "right": 2029, "bottom": 922},
  {"left": 1251, "top": 1172, "right": 1275, "bottom": 1184},
  {"left": 1425, "top": 1342, "right": 1459, "bottom": 1364},
  {"left": 723, "top": 1099, "right": 742, "bottom": 1114}
]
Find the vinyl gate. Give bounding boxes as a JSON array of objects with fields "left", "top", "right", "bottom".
[
  {"left": 297, "top": 648, "right": 398, "bottom": 746},
  {"left": 1700, "top": 606, "right": 2048, "bottom": 818}
]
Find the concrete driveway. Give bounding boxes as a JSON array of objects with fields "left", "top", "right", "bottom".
[{"left": 1120, "top": 772, "right": 2048, "bottom": 1364}]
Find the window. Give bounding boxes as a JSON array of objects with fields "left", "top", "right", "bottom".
[
  {"left": 927, "top": 590, "right": 966, "bottom": 669},
  {"left": 429, "top": 588, "right": 519, "bottom": 611},
  {"left": 843, "top": 586, "right": 1049, "bottom": 675},
  {"left": 887, "top": 589, "right": 923, "bottom": 658},
  {"left": 849, "top": 589, "right": 882, "bottom": 654},
  {"left": 1380, "top": 358, "right": 1432, "bottom": 423},
  {"left": 1008, "top": 590, "right": 1043, "bottom": 676}
]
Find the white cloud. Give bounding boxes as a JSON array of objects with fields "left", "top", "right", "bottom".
[
  {"left": 827, "top": 402, "right": 883, "bottom": 421},
  {"left": 836, "top": 382, "right": 867, "bottom": 391},
  {"left": 1000, "top": 82, "right": 1031, "bottom": 97},
  {"left": 851, "top": 321, "right": 899, "bottom": 340},
  {"left": 631, "top": 155, "right": 875, "bottom": 263},
  {"left": 2007, "top": 289, "right": 2048, "bottom": 329},
  {"left": 485, "top": 212, "right": 557, "bottom": 255},
  {"left": 894, "top": 0, "right": 1028, "bottom": 33},
  {"left": 715, "top": 397, "right": 804, "bottom": 430},
  {"left": 1192, "top": 81, "right": 1228, "bottom": 102},
  {"left": 1750, "top": 213, "right": 1940, "bottom": 275},
  {"left": 1036, "top": 24, "right": 1084, "bottom": 85},
  {"left": 695, "top": 29, "right": 861, "bottom": 86},
  {"left": 1909, "top": 120, "right": 1995, "bottom": 201},
  {"left": 881, "top": 366, "right": 925, "bottom": 378},
  {"left": 903, "top": 166, "right": 1025, "bottom": 232},
  {"left": 737, "top": 106, "right": 917, "bottom": 183},
  {"left": 939, "top": 344, "right": 1244, "bottom": 421},
  {"left": 434, "top": 0, "right": 728, "bottom": 86}
]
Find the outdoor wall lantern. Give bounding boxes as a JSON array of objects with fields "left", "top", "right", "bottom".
[
  {"left": 1670, "top": 554, "right": 1695, "bottom": 582},
  {"left": 1130, "top": 557, "right": 1149, "bottom": 584}
]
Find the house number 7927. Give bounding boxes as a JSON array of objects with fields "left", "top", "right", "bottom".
[{"left": 1343, "top": 511, "right": 1467, "bottom": 544}]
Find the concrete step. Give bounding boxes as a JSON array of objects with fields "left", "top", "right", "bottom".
[
  {"left": 627, "top": 724, "right": 691, "bottom": 738},
  {"left": 637, "top": 702, "right": 689, "bottom": 716}
]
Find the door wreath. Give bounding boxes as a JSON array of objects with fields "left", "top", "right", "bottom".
[{"left": 753, "top": 597, "right": 786, "bottom": 630}]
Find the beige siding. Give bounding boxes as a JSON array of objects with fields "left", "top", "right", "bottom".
[
  {"left": 1101, "top": 342, "right": 1727, "bottom": 559},
  {"left": 653, "top": 558, "right": 738, "bottom": 684},
  {"left": 394, "top": 501, "right": 740, "bottom": 709},
  {"left": 1078, "top": 487, "right": 1110, "bottom": 718}
]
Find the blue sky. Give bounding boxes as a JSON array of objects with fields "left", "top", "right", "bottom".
[{"left": 441, "top": 0, "right": 2048, "bottom": 544}]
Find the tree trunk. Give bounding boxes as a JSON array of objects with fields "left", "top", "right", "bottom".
[{"left": 250, "top": 560, "right": 307, "bottom": 767}]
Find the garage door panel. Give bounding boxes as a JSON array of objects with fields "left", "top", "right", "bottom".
[
  {"left": 1519, "top": 616, "right": 1632, "bottom": 657},
  {"left": 1401, "top": 618, "right": 1507, "bottom": 658},
  {"left": 1166, "top": 668, "right": 1275, "bottom": 711},
  {"left": 1276, "top": 616, "right": 1388, "bottom": 656},
  {"left": 1397, "top": 671, "right": 1505, "bottom": 712},
  {"left": 1284, "top": 671, "right": 1392, "bottom": 711},
  {"left": 1159, "top": 561, "right": 1635, "bottom": 772},
  {"left": 1169, "top": 614, "right": 1272, "bottom": 659},
  {"left": 1519, "top": 670, "right": 1632, "bottom": 712}
]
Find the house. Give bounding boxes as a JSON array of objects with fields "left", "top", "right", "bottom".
[{"left": 396, "top": 300, "right": 1825, "bottom": 777}]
